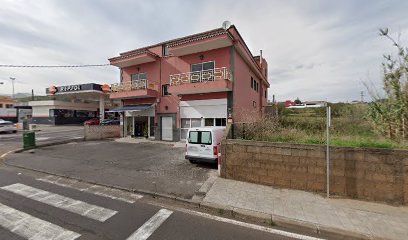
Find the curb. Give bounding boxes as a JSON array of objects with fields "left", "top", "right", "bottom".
[
  {"left": 199, "top": 201, "right": 374, "bottom": 240},
  {"left": 1, "top": 138, "right": 85, "bottom": 157}
]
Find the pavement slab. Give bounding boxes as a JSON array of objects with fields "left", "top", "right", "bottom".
[{"left": 203, "top": 177, "right": 408, "bottom": 240}]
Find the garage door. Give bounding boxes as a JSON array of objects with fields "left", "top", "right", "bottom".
[{"left": 161, "top": 116, "right": 173, "bottom": 141}]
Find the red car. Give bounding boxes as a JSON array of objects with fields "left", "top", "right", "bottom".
[{"left": 84, "top": 118, "right": 100, "bottom": 125}]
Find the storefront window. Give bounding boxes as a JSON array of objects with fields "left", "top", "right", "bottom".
[{"left": 150, "top": 117, "right": 155, "bottom": 137}]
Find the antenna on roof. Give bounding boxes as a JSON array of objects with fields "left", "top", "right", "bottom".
[{"left": 222, "top": 21, "right": 231, "bottom": 30}]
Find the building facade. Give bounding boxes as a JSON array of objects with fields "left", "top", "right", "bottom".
[{"left": 109, "top": 25, "right": 269, "bottom": 141}]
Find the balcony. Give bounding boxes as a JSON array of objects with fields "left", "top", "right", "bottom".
[
  {"left": 169, "top": 67, "right": 232, "bottom": 95},
  {"left": 109, "top": 50, "right": 158, "bottom": 68},
  {"left": 168, "top": 31, "right": 233, "bottom": 57},
  {"left": 109, "top": 79, "right": 159, "bottom": 99}
]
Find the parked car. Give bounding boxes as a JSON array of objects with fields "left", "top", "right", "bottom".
[
  {"left": 0, "top": 120, "right": 17, "bottom": 133},
  {"left": 185, "top": 127, "right": 225, "bottom": 164},
  {"left": 100, "top": 118, "right": 120, "bottom": 125},
  {"left": 84, "top": 118, "right": 100, "bottom": 125}
]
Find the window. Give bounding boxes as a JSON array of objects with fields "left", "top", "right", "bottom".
[
  {"left": 251, "top": 77, "right": 259, "bottom": 92},
  {"left": 0, "top": 104, "right": 3, "bottom": 108},
  {"left": 162, "top": 84, "right": 170, "bottom": 96},
  {"left": 181, "top": 118, "right": 191, "bottom": 128},
  {"left": 253, "top": 101, "right": 257, "bottom": 108},
  {"left": 163, "top": 45, "right": 170, "bottom": 56},
  {"left": 50, "top": 109, "right": 75, "bottom": 118},
  {"left": 188, "top": 131, "right": 212, "bottom": 145},
  {"left": 215, "top": 118, "right": 226, "bottom": 126},
  {"left": 189, "top": 131, "right": 199, "bottom": 143},
  {"left": 265, "top": 90, "right": 267, "bottom": 98},
  {"left": 201, "top": 131, "right": 212, "bottom": 144},
  {"left": 191, "top": 61, "right": 215, "bottom": 72},
  {"left": 5, "top": 104, "right": 13, "bottom": 108},
  {"left": 131, "top": 72, "right": 147, "bottom": 81},
  {"left": 191, "top": 118, "right": 201, "bottom": 127},
  {"left": 205, "top": 118, "right": 214, "bottom": 126}
]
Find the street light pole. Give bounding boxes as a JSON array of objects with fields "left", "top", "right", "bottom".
[{"left": 9, "top": 77, "right": 15, "bottom": 99}]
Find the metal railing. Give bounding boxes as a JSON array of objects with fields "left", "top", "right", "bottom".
[
  {"left": 111, "top": 79, "right": 148, "bottom": 92},
  {"left": 170, "top": 67, "right": 231, "bottom": 86}
]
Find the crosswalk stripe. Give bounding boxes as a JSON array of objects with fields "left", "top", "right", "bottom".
[
  {"left": 37, "top": 175, "right": 143, "bottom": 203},
  {"left": 126, "top": 209, "right": 173, "bottom": 240},
  {"left": 0, "top": 202, "right": 81, "bottom": 240},
  {"left": 1, "top": 183, "right": 117, "bottom": 222}
]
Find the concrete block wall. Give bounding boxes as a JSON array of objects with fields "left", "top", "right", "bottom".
[{"left": 220, "top": 139, "right": 408, "bottom": 205}]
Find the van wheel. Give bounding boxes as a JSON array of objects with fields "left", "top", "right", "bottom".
[
  {"left": 12, "top": 130, "right": 17, "bottom": 133},
  {"left": 189, "top": 159, "right": 197, "bottom": 164}
]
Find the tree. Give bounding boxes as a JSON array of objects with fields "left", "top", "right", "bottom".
[
  {"left": 294, "top": 98, "right": 302, "bottom": 104},
  {"left": 366, "top": 28, "right": 408, "bottom": 141}
]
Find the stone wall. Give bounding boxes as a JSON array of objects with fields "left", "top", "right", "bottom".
[
  {"left": 84, "top": 125, "right": 120, "bottom": 140},
  {"left": 220, "top": 139, "right": 408, "bottom": 205}
]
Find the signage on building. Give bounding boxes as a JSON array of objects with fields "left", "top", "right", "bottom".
[
  {"left": 46, "top": 83, "right": 109, "bottom": 95},
  {"left": 59, "top": 85, "right": 81, "bottom": 92}
]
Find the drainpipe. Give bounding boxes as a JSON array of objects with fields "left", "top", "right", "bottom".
[{"left": 260, "top": 49, "right": 263, "bottom": 68}]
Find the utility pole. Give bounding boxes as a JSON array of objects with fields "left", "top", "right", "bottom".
[
  {"left": 360, "top": 91, "right": 364, "bottom": 103},
  {"left": 9, "top": 77, "right": 16, "bottom": 99}
]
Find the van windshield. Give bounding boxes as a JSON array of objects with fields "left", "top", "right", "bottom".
[{"left": 188, "top": 131, "right": 212, "bottom": 145}]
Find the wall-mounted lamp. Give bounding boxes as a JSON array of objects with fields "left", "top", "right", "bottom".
[
  {"left": 137, "top": 67, "right": 140, "bottom": 72},
  {"left": 199, "top": 55, "right": 204, "bottom": 60}
]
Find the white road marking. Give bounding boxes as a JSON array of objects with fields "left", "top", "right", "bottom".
[
  {"left": 126, "top": 209, "right": 173, "bottom": 240},
  {"left": 37, "top": 175, "right": 143, "bottom": 203},
  {"left": 0, "top": 149, "right": 19, "bottom": 159},
  {"left": 1, "top": 183, "right": 117, "bottom": 222},
  {"left": 36, "top": 137, "right": 50, "bottom": 140},
  {"left": 154, "top": 204, "right": 324, "bottom": 240},
  {"left": 0, "top": 202, "right": 80, "bottom": 240}
]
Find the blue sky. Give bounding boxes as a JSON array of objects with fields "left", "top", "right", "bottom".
[{"left": 0, "top": 0, "right": 407, "bottom": 102}]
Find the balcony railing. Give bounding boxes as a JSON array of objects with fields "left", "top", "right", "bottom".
[
  {"left": 170, "top": 67, "right": 231, "bottom": 86},
  {"left": 111, "top": 79, "right": 149, "bottom": 92}
]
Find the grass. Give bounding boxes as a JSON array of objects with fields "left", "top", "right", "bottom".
[{"left": 239, "top": 104, "right": 408, "bottom": 149}]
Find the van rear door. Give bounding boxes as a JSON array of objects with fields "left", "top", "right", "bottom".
[{"left": 187, "top": 130, "right": 213, "bottom": 158}]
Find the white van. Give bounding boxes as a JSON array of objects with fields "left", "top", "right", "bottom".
[{"left": 185, "top": 127, "right": 225, "bottom": 163}]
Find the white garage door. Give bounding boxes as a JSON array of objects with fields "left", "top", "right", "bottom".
[
  {"left": 180, "top": 99, "right": 227, "bottom": 119},
  {"left": 161, "top": 116, "right": 173, "bottom": 141}
]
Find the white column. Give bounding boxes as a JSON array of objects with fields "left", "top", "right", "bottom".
[
  {"left": 148, "top": 116, "right": 150, "bottom": 138},
  {"left": 99, "top": 95, "right": 105, "bottom": 121}
]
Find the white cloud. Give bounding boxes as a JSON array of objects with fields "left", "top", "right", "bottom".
[{"left": 0, "top": 0, "right": 407, "bottom": 102}]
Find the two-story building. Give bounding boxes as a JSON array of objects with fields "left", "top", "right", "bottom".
[{"left": 109, "top": 24, "right": 269, "bottom": 141}]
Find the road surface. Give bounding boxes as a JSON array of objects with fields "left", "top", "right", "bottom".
[{"left": 0, "top": 167, "right": 319, "bottom": 240}]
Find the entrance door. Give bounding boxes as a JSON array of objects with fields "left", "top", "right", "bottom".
[
  {"left": 134, "top": 122, "right": 144, "bottom": 137},
  {"left": 161, "top": 116, "right": 173, "bottom": 141}
]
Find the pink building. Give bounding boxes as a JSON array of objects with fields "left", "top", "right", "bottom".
[{"left": 109, "top": 25, "right": 269, "bottom": 141}]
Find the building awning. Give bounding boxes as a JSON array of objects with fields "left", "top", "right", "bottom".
[{"left": 107, "top": 104, "right": 153, "bottom": 112}]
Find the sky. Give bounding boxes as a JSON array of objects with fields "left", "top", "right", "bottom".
[{"left": 0, "top": 0, "right": 407, "bottom": 102}]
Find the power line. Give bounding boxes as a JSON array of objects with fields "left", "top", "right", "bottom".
[{"left": 0, "top": 64, "right": 111, "bottom": 68}]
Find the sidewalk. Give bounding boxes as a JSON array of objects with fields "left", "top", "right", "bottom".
[
  {"left": 115, "top": 136, "right": 185, "bottom": 148},
  {"left": 202, "top": 178, "right": 408, "bottom": 240}
]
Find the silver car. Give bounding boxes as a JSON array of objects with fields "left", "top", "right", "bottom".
[{"left": 0, "top": 120, "right": 17, "bottom": 133}]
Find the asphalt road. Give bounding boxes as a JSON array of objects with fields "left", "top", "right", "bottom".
[
  {"left": 0, "top": 126, "right": 84, "bottom": 156},
  {"left": 5, "top": 141, "right": 215, "bottom": 199},
  {"left": 0, "top": 167, "right": 308, "bottom": 240}
]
